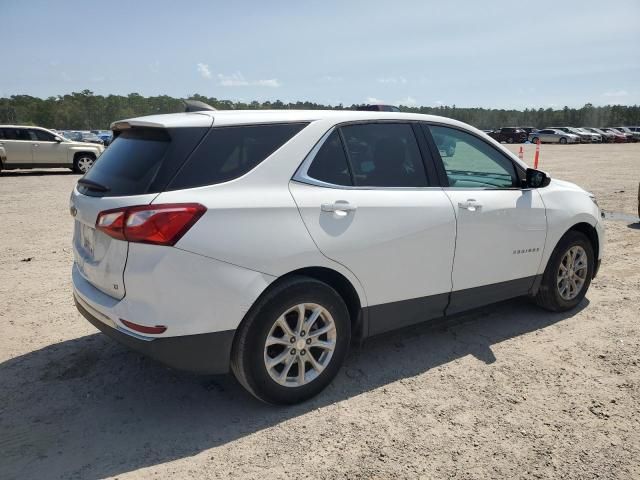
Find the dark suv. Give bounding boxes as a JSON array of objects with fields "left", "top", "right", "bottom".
[{"left": 488, "top": 127, "right": 528, "bottom": 144}]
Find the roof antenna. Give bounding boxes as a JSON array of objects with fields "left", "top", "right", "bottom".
[{"left": 183, "top": 99, "right": 217, "bottom": 112}]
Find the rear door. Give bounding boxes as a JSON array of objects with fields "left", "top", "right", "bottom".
[
  {"left": 290, "top": 122, "right": 457, "bottom": 336},
  {"left": 424, "top": 124, "right": 546, "bottom": 314},
  {"left": 0, "top": 128, "right": 33, "bottom": 165},
  {"left": 71, "top": 125, "right": 210, "bottom": 298}
]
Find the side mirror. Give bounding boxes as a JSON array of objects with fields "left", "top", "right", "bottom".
[
  {"left": 526, "top": 168, "right": 551, "bottom": 188},
  {"left": 54, "top": 136, "right": 63, "bottom": 142}
]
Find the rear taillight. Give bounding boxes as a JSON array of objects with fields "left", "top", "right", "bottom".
[{"left": 96, "top": 203, "right": 206, "bottom": 246}]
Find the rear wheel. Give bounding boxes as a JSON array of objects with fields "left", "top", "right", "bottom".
[
  {"left": 535, "top": 230, "right": 594, "bottom": 312},
  {"left": 559, "top": 137, "right": 567, "bottom": 144},
  {"left": 231, "top": 276, "right": 351, "bottom": 404},
  {"left": 73, "top": 154, "right": 96, "bottom": 174},
  {"left": 531, "top": 137, "right": 539, "bottom": 144},
  {"left": 506, "top": 137, "right": 514, "bottom": 144}
]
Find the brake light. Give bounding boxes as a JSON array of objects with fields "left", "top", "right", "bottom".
[{"left": 96, "top": 203, "right": 206, "bottom": 246}]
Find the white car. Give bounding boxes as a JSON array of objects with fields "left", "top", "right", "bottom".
[
  {"left": 0, "top": 125, "right": 104, "bottom": 173},
  {"left": 70, "top": 110, "right": 604, "bottom": 404}
]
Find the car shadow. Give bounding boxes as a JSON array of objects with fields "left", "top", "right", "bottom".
[
  {"left": 0, "top": 169, "right": 78, "bottom": 177},
  {"left": 628, "top": 222, "right": 640, "bottom": 230},
  {"left": 0, "top": 298, "right": 588, "bottom": 479}
]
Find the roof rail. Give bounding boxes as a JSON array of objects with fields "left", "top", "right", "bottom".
[
  {"left": 183, "top": 100, "right": 217, "bottom": 112},
  {"left": 355, "top": 104, "right": 400, "bottom": 112}
]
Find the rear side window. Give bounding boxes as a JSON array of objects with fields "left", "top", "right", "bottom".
[
  {"left": 169, "top": 123, "right": 307, "bottom": 190},
  {"left": 0, "top": 128, "right": 31, "bottom": 140},
  {"left": 340, "top": 123, "right": 428, "bottom": 187},
  {"left": 79, "top": 127, "right": 209, "bottom": 197},
  {"left": 306, "top": 130, "right": 353, "bottom": 186}
]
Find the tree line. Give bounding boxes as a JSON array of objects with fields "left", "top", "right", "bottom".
[{"left": 1, "top": 90, "right": 638, "bottom": 130}]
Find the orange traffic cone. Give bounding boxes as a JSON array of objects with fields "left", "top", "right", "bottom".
[
  {"left": 518, "top": 145, "right": 524, "bottom": 161},
  {"left": 534, "top": 138, "right": 541, "bottom": 169}
]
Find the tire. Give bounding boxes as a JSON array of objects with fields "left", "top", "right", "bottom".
[
  {"left": 506, "top": 137, "right": 514, "bottom": 144},
  {"left": 230, "top": 276, "right": 351, "bottom": 404},
  {"left": 559, "top": 137, "right": 567, "bottom": 145},
  {"left": 535, "top": 230, "right": 594, "bottom": 312},
  {"left": 73, "top": 153, "right": 96, "bottom": 174},
  {"left": 531, "top": 137, "right": 539, "bottom": 144}
]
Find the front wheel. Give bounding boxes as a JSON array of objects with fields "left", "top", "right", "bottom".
[
  {"left": 559, "top": 137, "right": 568, "bottom": 144},
  {"left": 531, "top": 137, "right": 539, "bottom": 144},
  {"left": 535, "top": 230, "right": 594, "bottom": 312},
  {"left": 231, "top": 276, "right": 351, "bottom": 404},
  {"left": 73, "top": 154, "right": 96, "bottom": 174}
]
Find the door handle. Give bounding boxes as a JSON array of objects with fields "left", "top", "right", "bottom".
[
  {"left": 458, "top": 199, "right": 482, "bottom": 212},
  {"left": 321, "top": 201, "right": 357, "bottom": 216}
]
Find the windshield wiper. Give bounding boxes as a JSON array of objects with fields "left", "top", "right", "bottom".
[{"left": 77, "top": 178, "right": 110, "bottom": 192}]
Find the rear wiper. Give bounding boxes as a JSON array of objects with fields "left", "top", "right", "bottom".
[{"left": 77, "top": 178, "right": 110, "bottom": 192}]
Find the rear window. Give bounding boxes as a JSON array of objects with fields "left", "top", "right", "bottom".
[
  {"left": 167, "top": 123, "right": 308, "bottom": 190},
  {"left": 78, "top": 127, "right": 208, "bottom": 197}
]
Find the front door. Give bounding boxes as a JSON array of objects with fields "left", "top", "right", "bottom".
[
  {"left": 290, "top": 123, "right": 457, "bottom": 335},
  {"left": 425, "top": 124, "right": 547, "bottom": 314},
  {"left": 29, "top": 128, "right": 68, "bottom": 165}
]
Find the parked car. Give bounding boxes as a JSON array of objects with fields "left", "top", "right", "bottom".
[
  {"left": 95, "top": 131, "right": 113, "bottom": 146},
  {"left": 520, "top": 126, "right": 538, "bottom": 135},
  {"left": 572, "top": 127, "right": 602, "bottom": 143},
  {"left": 549, "top": 127, "right": 593, "bottom": 143},
  {"left": 529, "top": 129, "right": 580, "bottom": 144},
  {"left": 600, "top": 128, "right": 627, "bottom": 143},
  {"left": 80, "top": 132, "right": 105, "bottom": 145},
  {"left": 487, "top": 127, "right": 527, "bottom": 143},
  {"left": 62, "top": 130, "right": 84, "bottom": 142},
  {"left": 0, "top": 125, "right": 104, "bottom": 173},
  {"left": 70, "top": 110, "right": 604, "bottom": 404},
  {"left": 610, "top": 127, "right": 638, "bottom": 142},
  {"left": 584, "top": 127, "right": 616, "bottom": 143}
]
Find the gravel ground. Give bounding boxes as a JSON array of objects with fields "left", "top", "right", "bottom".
[{"left": 0, "top": 143, "right": 639, "bottom": 479}]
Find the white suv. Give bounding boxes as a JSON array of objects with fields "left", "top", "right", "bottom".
[
  {"left": 70, "top": 110, "right": 604, "bottom": 404},
  {"left": 0, "top": 125, "right": 104, "bottom": 173}
]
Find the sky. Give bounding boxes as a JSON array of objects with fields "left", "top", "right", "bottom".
[{"left": 1, "top": 0, "right": 639, "bottom": 109}]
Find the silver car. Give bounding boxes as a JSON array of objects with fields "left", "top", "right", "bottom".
[
  {"left": 549, "top": 127, "right": 595, "bottom": 143},
  {"left": 529, "top": 129, "right": 580, "bottom": 144}
]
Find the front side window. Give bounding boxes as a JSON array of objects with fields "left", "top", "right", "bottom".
[
  {"left": 339, "top": 123, "right": 427, "bottom": 187},
  {"left": 31, "top": 129, "right": 56, "bottom": 141},
  {"left": 429, "top": 125, "right": 517, "bottom": 189}
]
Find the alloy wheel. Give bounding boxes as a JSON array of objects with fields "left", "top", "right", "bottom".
[
  {"left": 556, "top": 246, "right": 588, "bottom": 300},
  {"left": 263, "top": 303, "right": 337, "bottom": 387}
]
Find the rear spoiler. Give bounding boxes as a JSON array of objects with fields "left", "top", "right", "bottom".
[{"left": 183, "top": 100, "right": 217, "bottom": 112}]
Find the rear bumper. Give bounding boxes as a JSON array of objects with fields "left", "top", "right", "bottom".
[{"left": 75, "top": 293, "right": 235, "bottom": 374}]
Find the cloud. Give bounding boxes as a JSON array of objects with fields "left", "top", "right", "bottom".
[
  {"left": 366, "top": 97, "right": 384, "bottom": 104},
  {"left": 396, "top": 96, "right": 417, "bottom": 106},
  {"left": 434, "top": 100, "right": 444, "bottom": 106},
  {"left": 319, "top": 75, "right": 343, "bottom": 83},
  {"left": 217, "top": 71, "right": 281, "bottom": 87},
  {"left": 603, "top": 90, "right": 628, "bottom": 97},
  {"left": 196, "top": 63, "right": 212, "bottom": 79},
  {"left": 377, "top": 76, "right": 407, "bottom": 84},
  {"left": 254, "top": 78, "right": 281, "bottom": 88}
]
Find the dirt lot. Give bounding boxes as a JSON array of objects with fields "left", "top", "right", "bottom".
[{"left": 1, "top": 144, "right": 639, "bottom": 479}]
